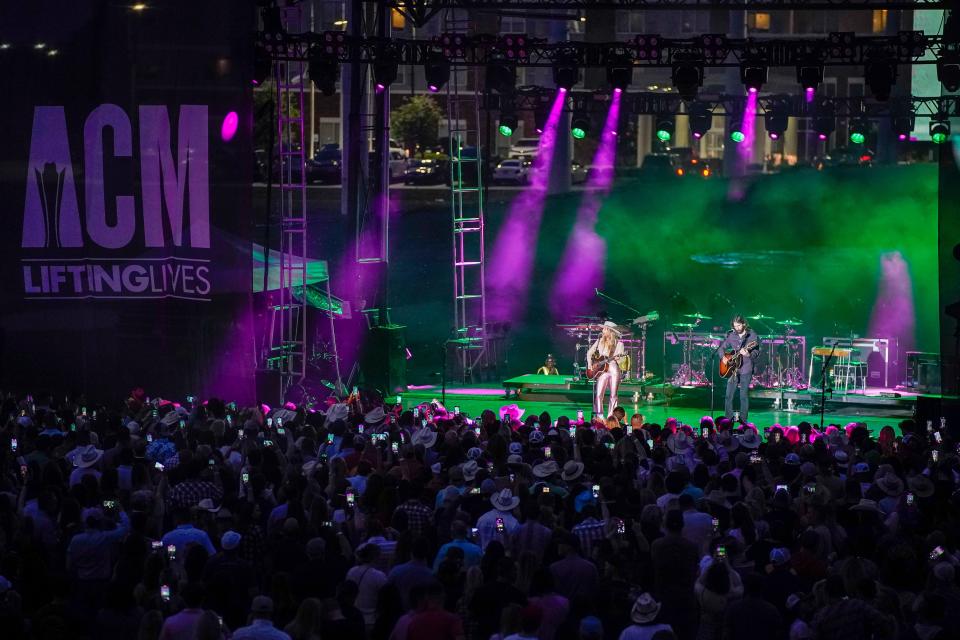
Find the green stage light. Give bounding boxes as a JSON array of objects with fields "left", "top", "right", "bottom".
[
  {"left": 931, "top": 118, "right": 950, "bottom": 144},
  {"left": 730, "top": 129, "right": 745, "bottom": 143},
  {"left": 499, "top": 123, "right": 514, "bottom": 137},
  {"left": 499, "top": 111, "right": 518, "bottom": 137},
  {"left": 849, "top": 117, "right": 868, "bottom": 144},
  {"left": 571, "top": 112, "right": 590, "bottom": 139},
  {"left": 850, "top": 131, "right": 865, "bottom": 144},
  {"left": 571, "top": 126, "right": 586, "bottom": 139},
  {"left": 655, "top": 116, "right": 674, "bottom": 143}
]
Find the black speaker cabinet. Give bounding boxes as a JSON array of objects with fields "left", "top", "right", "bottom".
[
  {"left": 255, "top": 368, "right": 283, "bottom": 407},
  {"left": 361, "top": 325, "right": 407, "bottom": 394}
]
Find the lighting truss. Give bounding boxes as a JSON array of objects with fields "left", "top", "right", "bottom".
[
  {"left": 384, "top": 0, "right": 949, "bottom": 28},
  {"left": 260, "top": 31, "right": 944, "bottom": 70},
  {"left": 490, "top": 88, "right": 960, "bottom": 119}
]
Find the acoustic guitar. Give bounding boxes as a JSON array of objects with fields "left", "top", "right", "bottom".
[
  {"left": 719, "top": 339, "right": 758, "bottom": 378},
  {"left": 586, "top": 354, "right": 621, "bottom": 380}
]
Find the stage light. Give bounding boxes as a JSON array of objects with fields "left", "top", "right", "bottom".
[
  {"left": 938, "top": 54, "right": 960, "bottom": 92},
  {"left": 892, "top": 112, "right": 915, "bottom": 141},
  {"left": 424, "top": 52, "right": 450, "bottom": 92},
  {"left": 865, "top": 59, "right": 897, "bottom": 101},
  {"left": 796, "top": 62, "right": 823, "bottom": 92},
  {"left": 553, "top": 59, "right": 579, "bottom": 91},
  {"left": 499, "top": 111, "right": 518, "bottom": 138},
  {"left": 740, "top": 62, "right": 767, "bottom": 93},
  {"left": 253, "top": 43, "right": 272, "bottom": 86},
  {"left": 308, "top": 46, "right": 339, "bottom": 96},
  {"left": 728, "top": 120, "right": 746, "bottom": 144},
  {"left": 487, "top": 60, "right": 516, "bottom": 93},
  {"left": 655, "top": 115, "right": 674, "bottom": 143},
  {"left": 373, "top": 48, "right": 399, "bottom": 90},
  {"left": 571, "top": 112, "right": 589, "bottom": 139},
  {"left": 606, "top": 54, "right": 632, "bottom": 91},
  {"left": 688, "top": 102, "right": 712, "bottom": 139},
  {"left": 930, "top": 116, "right": 950, "bottom": 144},
  {"left": 813, "top": 100, "right": 835, "bottom": 140},
  {"left": 849, "top": 117, "right": 869, "bottom": 144},
  {"left": 764, "top": 102, "right": 788, "bottom": 140},
  {"left": 672, "top": 61, "right": 703, "bottom": 101}
]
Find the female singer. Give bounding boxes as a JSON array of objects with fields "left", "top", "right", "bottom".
[{"left": 587, "top": 321, "right": 625, "bottom": 418}]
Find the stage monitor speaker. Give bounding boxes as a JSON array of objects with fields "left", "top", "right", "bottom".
[
  {"left": 255, "top": 368, "right": 283, "bottom": 407},
  {"left": 361, "top": 325, "right": 407, "bottom": 394}
]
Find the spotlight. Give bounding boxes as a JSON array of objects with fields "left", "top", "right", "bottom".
[
  {"left": 487, "top": 60, "right": 516, "bottom": 93},
  {"left": 253, "top": 43, "right": 272, "bottom": 86},
  {"left": 499, "top": 111, "right": 518, "bottom": 137},
  {"left": 892, "top": 112, "right": 915, "bottom": 141},
  {"left": 938, "top": 54, "right": 960, "bottom": 92},
  {"left": 740, "top": 62, "right": 767, "bottom": 93},
  {"left": 606, "top": 54, "right": 632, "bottom": 91},
  {"left": 930, "top": 116, "right": 951, "bottom": 144},
  {"left": 728, "top": 120, "right": 746, "bottom": 144},
  {"left": 849, "top": 117, "right": 869, "bottom": 144},
  {"left": 534, "top": 103, "right": 549, "bottom": 134},
  {"left": 553, "top": 60, "right": 579, "bottom": 91},
  {"left": 764, "top": 104, "right": 788, "bottom": 140},
  {"left": 308, "top": 46, "right": 339, "bottom": 96},
  {"left": 865, "top": 59, "right": 897, "bottom": 101},
  {"left": 373, "top": 48, "right": 399, "bottom": 90},
  {"left": 813, "top": 100, "right": 835, "bottom": 140},
  {"left": 796, "top": 62, "right": 823, "bottom": 92},
  {"left": 424, "top": 52, "right": 450, "bottom": 93},
  {"left": 672, "top": 61, "right": 703, "bottom": 101},
  {"left": 571, "top": 112, "right": 590, "bottom": 139},
  {"left": 655, "top": 115, "right": 674, "bottom": 143},
  {"left": 688, "top": 103, "right": 712, "bottom": 140}
]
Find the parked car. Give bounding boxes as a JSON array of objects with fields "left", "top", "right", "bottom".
[
  {"left": 493, "top": 158, "right": 530, "bottom": 184},
  {"left": 508, "top": 137, "right": 540, "bottom": 159},
  {"left": 306, "top": 144, "right": 342, "bottom": 183},
  {"left": 403, "top": 158, "right": 451, "bottom": 185}
]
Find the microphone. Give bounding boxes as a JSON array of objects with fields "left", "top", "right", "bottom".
[{"left": 594, "top": 288, "right": 600, "bottom": 296}]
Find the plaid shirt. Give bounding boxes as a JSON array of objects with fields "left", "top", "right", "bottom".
[
  {"left": 166, "top": 479, "right": 224, "bottom": 510},
  {"left": 572, "top": 517, "right": 607, "bottom": 557},
  {"left": 394, "top": 499, "right": 434, "bottom": 537},
  {"left": 513, "top": 520, "right": 553, "bottom": 561}
]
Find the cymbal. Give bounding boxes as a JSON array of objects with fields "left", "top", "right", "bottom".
[
  {"left": 777, "top": 319, "right": 803, "bottom": 326},
  {"left": 684, "top": 313, "right": 712, "bottom": 320},
  {"left": 673, "top": 322, "right": 697, "bottom": 328},
  {"left": 747, "top": 314, "right": 776, "bottom": 320}
]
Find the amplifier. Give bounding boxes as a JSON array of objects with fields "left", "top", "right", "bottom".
[{"left": 906, "top": 351, "right": 941, "bottom": 393}]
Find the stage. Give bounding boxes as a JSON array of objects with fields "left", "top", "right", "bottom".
[{"left": 397, "top": 374, "right": 935, "bottom": 436}]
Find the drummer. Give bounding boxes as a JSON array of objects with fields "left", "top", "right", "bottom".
[{"left": 537, "top": 354, "right": 560, "bottom": 376}]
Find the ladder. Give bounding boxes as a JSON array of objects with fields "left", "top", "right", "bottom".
[{"left": 445, "top": 10, "right": 487, "bottom": 382}]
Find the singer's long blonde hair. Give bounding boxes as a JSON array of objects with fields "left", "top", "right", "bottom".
[{"left": 600, "top": 327, "right": 618, "bottom": 354}]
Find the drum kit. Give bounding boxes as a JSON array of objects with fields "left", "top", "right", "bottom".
[{"left": 663, "top": 312, "right": 808, "bottom": 389}]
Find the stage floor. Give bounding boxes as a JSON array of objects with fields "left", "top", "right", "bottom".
[{"left": 399, "top": 378, "right": 920, "bottom": 435}]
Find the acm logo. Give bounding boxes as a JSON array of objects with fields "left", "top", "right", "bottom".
[{"left": 22, "top": 104, "right": 210, "bottom": 251}]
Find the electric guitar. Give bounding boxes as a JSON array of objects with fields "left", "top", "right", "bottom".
[
  {"left": 719, "top": 338, "right": 758, "bottom": 378},
  {"left": 586, "top": 353, "right": 622, "bottom": 380}
]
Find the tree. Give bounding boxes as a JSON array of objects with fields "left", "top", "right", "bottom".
[{"left": 391, "top": 95, "right": 443, "bottom": 152}]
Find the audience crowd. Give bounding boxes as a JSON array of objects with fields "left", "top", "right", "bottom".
[{"left": 0, "top": 388, "right": 957, "bottom": 640}]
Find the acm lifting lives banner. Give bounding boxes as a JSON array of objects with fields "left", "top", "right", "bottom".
[{"left": 0, "top": 0, "right": 256, "bottom": 402}]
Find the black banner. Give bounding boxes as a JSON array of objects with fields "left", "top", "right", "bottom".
[{"left": 0, "top": 0, "right": 256, "bottom": 402}]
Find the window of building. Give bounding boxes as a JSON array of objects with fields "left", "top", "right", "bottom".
[
  {"left": 747, "top": 12, "right": 771, "bottom": 31},
  {"left": 391, "top": 8, "right": 405, "bottom": 30},
  {"left": 872, "top": 9, "right": 888, "bottom": 33},
  {"left": 317, "top": 118, "right": 341, "bottom": 147},
  {"left": 501, "top": 16, "right": 526, "bottom": 33},
  {"left": 615, "top": 10, "right": 646, "bottom": 35},
  {"left": 680, "top": 10, "right": 710, "bottom": 34}
]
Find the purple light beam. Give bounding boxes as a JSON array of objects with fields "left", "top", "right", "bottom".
[
  {"left": 550, "top": 90, "right": 621, "bottom": 322},
  {"left": 868, "top": 251, "right": 915, "bottom": 383},
  {"left": 486, "top": 90, "right": 566, "bottom": 325}
]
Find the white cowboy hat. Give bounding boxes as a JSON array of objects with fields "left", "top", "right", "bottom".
[
  {"left": 876, "top": 474, "right": 904, "bottom": 497},
  {"left": 850, "top": 498, "right": 884, "bottom": 514},
  {"left": 738, "top": 430, "right": 762, "bottom": 450},
  {"left": 491, "top": 488, "right": 520, "bottom": 511},
  {"left": 197, "top": 498, "right": 221, "bottom": 513},
  {"left": 461, "top": 460, "right": 480, "bottom": 482},
  {"left": 364, "top": 407, "right": 386, "bottom": 426},
  {"left": 411, "top": 428, "right": 438, "bottom": 448},
  {"left": 532, "top": 460, "right": 559, "bottom": 479},
  {"left": 666, "top": 432, "right": 693, "bottom": 455},
  {"left": 75, "top": 445, "right": 103, "bottom": 468},
  {"left": 324, "top": 403, "right": 350, "bottom": 423},
  {"left": 630, "top": 593, "right": 661, "bottom": 624},
  {"left": 601, "top": 320, "right": 624, "bottom": 336}
]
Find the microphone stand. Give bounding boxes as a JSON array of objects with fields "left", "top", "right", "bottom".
[
  {"left": 818, "top": 344, "right": 837, "bottom": 429},
  {"left": 594, "top": 288, "right": 642, "bottom": 316}
]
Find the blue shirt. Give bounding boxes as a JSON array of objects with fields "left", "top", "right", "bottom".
[
  {"left": 67, "top": 512, "right": 130, "bottom": 581},
  {"left": 161, "top": 523, "right": 216, "bottom": 557},
  {"left": 433, "top": 538, "right": 483, "bottom": 571},
  {"left": 232, "top": 619, "right": 292, "bottom": 640}
]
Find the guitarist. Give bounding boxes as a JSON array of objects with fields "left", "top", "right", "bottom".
[
  {"left": 722, "top": 315, "right": 761, "bottom": 423},
  {"left": 587, "top": 321, "right": 625, "bottom": 418}
]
